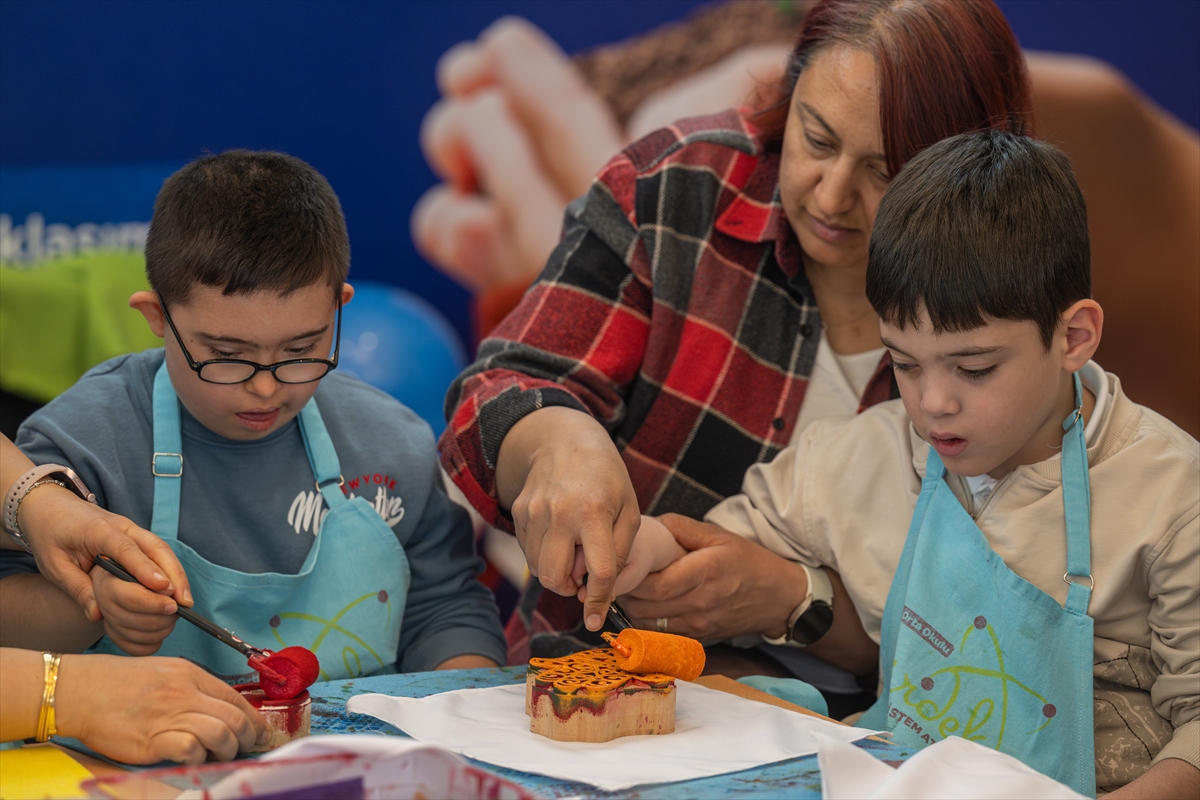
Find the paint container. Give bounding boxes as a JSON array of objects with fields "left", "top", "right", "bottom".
[{"left": 234, "top": 682, "right": 311, "bottom": 752}]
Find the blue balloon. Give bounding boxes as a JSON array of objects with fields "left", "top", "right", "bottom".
[{"left": 339, "top": 281, "right": 467, "bottom": 437}]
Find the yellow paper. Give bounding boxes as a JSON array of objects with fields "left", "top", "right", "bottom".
[{"left": 0, "top": 747, "right": 93, "bottom": 799}]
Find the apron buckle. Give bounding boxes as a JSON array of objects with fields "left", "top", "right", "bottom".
[
  {"left": 1062, "top": 571, "right": 1094, "bottom": 590},
  {"left": 315, "top": 475, "right": 345, "bottom": 493},
  {"left": 152, "top": 452, "right": 184, "bottom": 477}
]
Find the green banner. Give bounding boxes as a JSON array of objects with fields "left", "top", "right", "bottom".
[{"left": 1, "top": 250, "right": 162, "bottom": 402}]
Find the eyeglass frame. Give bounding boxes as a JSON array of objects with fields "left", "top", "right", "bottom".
[{"left": 158, "top": 295, "right": 342, "bottom": 385}]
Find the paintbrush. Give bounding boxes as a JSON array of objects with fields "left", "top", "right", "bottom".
[{"left": 92, "top": 553, "right": 286, "bottom": 682}]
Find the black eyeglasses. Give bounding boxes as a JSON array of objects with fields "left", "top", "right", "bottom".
[{"left": 160, "top": 298, "right": 341, "bottom": 385}]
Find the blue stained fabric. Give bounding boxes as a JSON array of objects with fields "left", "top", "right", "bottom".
[{"left": 738, "top": 675, "right": 829, "bottom": 718}]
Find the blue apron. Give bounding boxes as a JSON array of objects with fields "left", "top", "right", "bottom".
[
  {"left": 861, "top": 373, "right": 1096, "bottom": 796},
  {"left": 95, "top": 362, "right": 410, "bottom": 683}
]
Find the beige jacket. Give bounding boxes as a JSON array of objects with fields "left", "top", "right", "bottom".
[{"left": 706, "top": 367, "right": 1199, "bottom": 791}]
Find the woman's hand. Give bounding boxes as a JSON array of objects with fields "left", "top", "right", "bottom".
[
  {"left": 496, "top": 407, "right": 641, "bottom": 631},
  {"left": 622, "top": 514, "right": 879, "bottom": 676},
  {"left": 16, "top": 483, "right": 191, "bottom": 622},
  {"left": 54, "top": 654, "right": 268, "bottom": 764},
  {"left": 619, "top": 514, "right": 807, "bottom": 641}
]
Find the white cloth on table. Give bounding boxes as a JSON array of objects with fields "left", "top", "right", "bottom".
[
  {"left": 817, "top": 733, "right": 1086, "bottom": 799},
  {"left": 348, "top": 682, "right": 879, "bottom": 791}
]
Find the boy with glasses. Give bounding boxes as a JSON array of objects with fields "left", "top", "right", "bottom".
[{"left": 1, "top": 151, "right": 505, "bottom": 681}]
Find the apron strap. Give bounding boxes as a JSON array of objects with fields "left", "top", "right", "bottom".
[
  {"left": 874, "top": 443, "right": 947, "bottom": 699},
  {"left": 1061, "top": 371, "right": 1093, "bottom": 614},
  {"left": 921, "top": 446, "right": 947, "bottom": 491},
  {"left": 151, "top": 361, "right": 184, "bottom": 540},
  {"left": 297, "top": 399, "right": 347, "bottom": 509}
]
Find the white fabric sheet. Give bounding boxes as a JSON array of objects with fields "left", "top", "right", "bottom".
[
  {"left": 347, "top": 682, "right": 879, "bottom": 791},
  {"left": 817, "top": 733, "right": 1086, "bottom": 799}
]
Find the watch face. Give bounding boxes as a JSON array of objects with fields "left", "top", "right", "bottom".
[{"left": 790, "top": 600, "right": 834, "bottom": 645}]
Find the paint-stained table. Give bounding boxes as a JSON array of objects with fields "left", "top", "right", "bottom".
[{"left": 304, "top": 666, "right": 916, "bottom": 799}]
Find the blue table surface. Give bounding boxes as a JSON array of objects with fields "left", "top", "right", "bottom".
[{"left": 305, "top": 667, "right": 916, "bottom": 799}]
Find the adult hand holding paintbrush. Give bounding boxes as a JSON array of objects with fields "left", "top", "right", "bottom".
[{"left": 0, "top": 435, "right": 193, "bottom": 631}]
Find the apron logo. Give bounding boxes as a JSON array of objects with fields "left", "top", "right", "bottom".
[
  {"left": 901, "top": 605, "right": 954, "bottom": 657},
  {"left": 888, "top": 706, "right": 936, "bottom": 745},
  {"left": 889, "top": 615, "right": 1056, "bottom": 750},
  {"left": 287, "top": 473, "right": 406, "bottom": 535},
  {"left": 270, "top": 590, "right": 394, "bottom": 681}
]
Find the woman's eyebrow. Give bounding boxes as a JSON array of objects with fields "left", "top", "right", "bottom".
[
  {"left": 797, "top": 101, "right": 887, "bottom": 163},
  {"left": 196, "top": 325, "right": 329, "bottom": 345},
  {"left": 798, "top": 102, "right": 839, "bottom": 141}
]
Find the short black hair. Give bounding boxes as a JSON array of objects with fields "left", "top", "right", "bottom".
[
  {"left": 145, "top": 150, "right": 349, "bottom": 305},
  {"left": 867, "top": 129, "right": 1090, "bottom": 348}
]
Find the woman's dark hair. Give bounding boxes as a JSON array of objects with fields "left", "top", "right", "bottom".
[
  {"left": 755, "top": 0, "right": 1032, "bottom": 177},
  {"left": 867, "top": 130, "right": 1090, "bottom": 348},
  {"left": 145, "top": 150, "right": 349, "bottom": 305}
]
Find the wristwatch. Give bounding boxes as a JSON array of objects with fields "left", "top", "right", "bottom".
[
  {"left": 3, "top": 463, "right": 97, "bottom": 552},
  {"left": 762, "top": 563, "right": 835, "bottom": 647}
]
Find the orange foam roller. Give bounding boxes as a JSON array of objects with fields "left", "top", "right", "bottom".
[{"left": 602, "top": 629, "right": 705, "bottom": 681}]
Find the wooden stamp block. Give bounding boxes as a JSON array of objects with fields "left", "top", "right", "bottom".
[{"left": 526, "top": 648, "right": 676, "bottom": 742}]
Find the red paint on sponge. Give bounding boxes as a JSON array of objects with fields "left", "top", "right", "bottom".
[{"left": 254, "top": 647, "right": 320, "bottom": 700}]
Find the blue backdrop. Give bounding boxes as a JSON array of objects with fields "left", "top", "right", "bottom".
[{"left": 2, "top": 0, "right": 1197, "bottom": 350}]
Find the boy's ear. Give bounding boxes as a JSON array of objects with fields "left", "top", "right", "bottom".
[
  {"left": 1060, "top": 298, "right": 1104, "bottom": 373},
  {"left": 129, "top": 291, "right": 166, "bottom": 339},
  {"left": 340, "top": 282, "right": 355, "bottom": 307}
]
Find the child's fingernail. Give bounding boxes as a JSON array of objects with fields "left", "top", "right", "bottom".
[
  {"left": 164, "top": 601, "right": 178, "bottom": 614},
  {"left": 258, "top": 730, "right": 271, "bottom": 745},
  {"left": 86, "top": 600, "right": 98, "bottom": 619},
  {"left": 183, "top": 588, "right": 193, "bottom": 605},
  {"left": 152, "top": 572, "right": 166, "bottom": 584},
  {"left": 586, "top": 614, "right": 602, "bottom": 630}
]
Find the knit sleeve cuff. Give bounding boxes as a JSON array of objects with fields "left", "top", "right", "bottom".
[{"left": 1152, "top": 719, "right": 1200, "bottom": 771}]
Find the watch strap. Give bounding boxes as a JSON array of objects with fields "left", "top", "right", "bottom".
[
  {"left": 3, "top": 463, "right": 97, "bottom": 550},
  {"left": 762, "top": 562, "right": 834, "bottom": 647},
  {"left": 788, "top": 563, "right": 834, "bottom": 646}
]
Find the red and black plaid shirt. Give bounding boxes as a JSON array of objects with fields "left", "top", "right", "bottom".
[
  {"left": 443, "top": 110, "right": 898, "bottom": 661},
  {"left": 441, "top": 109, "right": 895, "bottom": 535}
]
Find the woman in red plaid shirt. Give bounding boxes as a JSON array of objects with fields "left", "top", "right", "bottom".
[{"left": 441, "top": 0, "right": 1034, "bottom": 674}]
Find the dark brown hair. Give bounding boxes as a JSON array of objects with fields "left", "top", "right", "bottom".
[
  {"left": 755, "top": 0, "right": 1032, "bottom": 177},
  {"left": 867, "top": 130, "right": 1090, "bottom": 348},
  {"left": 145, "top": 150, "right": 349, "bottom": 305}
]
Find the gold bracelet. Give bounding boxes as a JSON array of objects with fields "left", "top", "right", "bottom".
[{"left": 35, "top": 652, "right": 61, "bottom": 742}]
